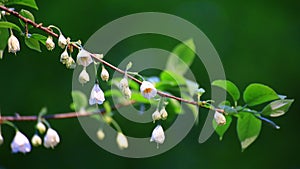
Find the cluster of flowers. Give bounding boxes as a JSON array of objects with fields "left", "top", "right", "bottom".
[{"left": 0, "top": 121, "right": 60, "bottom": 154}]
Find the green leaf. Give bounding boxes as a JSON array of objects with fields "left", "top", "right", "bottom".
[
  {"left": 219, "top": 105, "right": 237, "bottom": 115},
  {"left": 5, "top": 0, "right": 38, "bottom": 10},
  {"left": 213, "top": 115, "right": 232, "bottom": 140},
  {"left": 19, "top": 9, "right": 35, "bottom": 29},
  {"left": 25, "top": 36, "right": 41, "bottom": 52},
  {"left": 71, "top": 91, "right": 88, "bottom": 110},
  {"left": 0, "top": 21, "right": 22, "bottom": 33},
  {"left": 0, "top": 28, "right": 9, "bottom": 59},
  {"left": 261, "top": 99, "right": 294, "bottom": 117},
  {"left": 212, "top": 80, "right": 240, "bottom": 102},
  {"left": 237, "top": 112, "right": 262, "bottom": 151},
  {"left": 168, "top": 98, "right": 182, "bottom": 114},
  {"left": 104, "top": 89, "right": 122, "bottom": 98},
  {"left": 160, "top": 70, "right": 186, "bottom": 86},
  {"left": 30, "top": 33, "right": 47, "bottom": 45},
  {"left": 131, "top": 92, "right": 151, "bottom": 104},
  {"left": 165, "top": 39, "right": 196, "bottom": 75},
  {"left": 103, "top": 102, "right": 112, "bottom": 114},
  {"left": 243, "top": 83, "right": 279, "bottom": 106}
]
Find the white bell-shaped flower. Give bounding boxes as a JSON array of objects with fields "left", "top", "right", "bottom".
[
  {"left": 122, "top": 87, "right": 132, "bottom": 99},
  {"left": 36, "top": 122, "right": 46, "bottom": 134},
  {"left": 116, "top": 132, "right": 128, "bottom": 150},
  {"left": 43, "top": 128, "right": 60, "bottom": 148},
  {"left": 214, "top": 111, "right": 226, "bottom": 125},
  {"left": 140, "top": 81, "right": 157, "bottom": 99},
  {"left": 60, "top": 50, "right": 69, "bottom": 64},
  {"left": 77, "top": 49, "right": 93, "bottom": 67},
  {"left": 11, "top": 131, "right": 31, "bottom": 153},
  {"left": 150, "top": 125, "right": 165, "bottom": 148},
  {"left": 89, "top": 84, "right": 105, "bottom": 105},
  {"left": 160, "top": 108, "right": 168, "bottom": 120},
  {"left": 8, "top": 34, "right": 20, "bottom": 54},
  {"left": 58, "top": 34, "right": 67, "bottom": 48},
  {"left": 152, "top": 110, "right": 161, "bottom": 123},
  {"left": 78, "top": 68, "right": 90, "bottom": 85},
  {"left": 46, "top": 36, "right": 55, "bottom": 50}
]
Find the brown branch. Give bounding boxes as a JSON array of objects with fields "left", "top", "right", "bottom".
[{"left": 0, "top": 6, "right": 224, "bottom": 118}]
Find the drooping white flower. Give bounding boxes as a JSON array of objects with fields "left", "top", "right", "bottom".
[
  {"left": 96, "top": 129, "right": 105, "bottom": 141},
  {"left": 78, "top": 68, "right": 90, "bottom": 85},
  {"left": 116, "top": 132, "right": 128, "bottom": 150},
  {"left": 58, "top": 34, "right": 67, "bottom": 48},
  {"left": 89, "top": 84, "right": 105, "bottom": 105},
  {"left": 45, "top": 36, "right": 55, "bottom": 50},
  {"left": 101, "top": 66, "right": 109, "bottom": 81},
  {"left": 0, "top": 132, "right": 3, "bottom": 145},
  {"left": 152, "top": 110, "right": 161, "bottom": 123},
  {"left": 8, "top": 34, "right": 20, "bottom": 54},
  {"left": 140, "top": 81, "right": 157, "bottom": 99},
  {"left": 11, "top": 131, "right": 31, "bottom": 153},
  {"left": 65, "top": 56, "right": 76, "bottom": 69},
  {"left": 60, "top": 50, "right": 69, "bottom": 64},
  {"left": 150, "top": 125, "right": 165, "bottom": 148},
  {"left": 214, "top": 111, "right": 226, "bottom": 125},
  {"left": 77, "top": 49, "right": 93, "bottom": 67},
  {"left": 31, "top": 134, "right": 42, "bottom": 147},
  {"left": 160, "top": 108, "right": 168, "bottom": 120},
  {"left": 43, "top": 128, "right": 60, "bottom": 148},
  {"left": 36, "top": 122, "right": 46, "bottom": 134}
]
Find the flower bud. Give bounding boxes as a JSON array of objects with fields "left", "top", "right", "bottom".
[
  {"left": 119, "top": 77, "right": 129, "bottom": 89},
  {"left": 214, "top": 111, "right": 226, "bottom": 125},
  {"left": 150, "top": 125, "right": 165, "bottom": 148},
  {"left": 45, "top": 36, "right": 55, "bottom": 50},
  {"left": 152, "top": 110, "right": 161, "bottom": 123},
  {"left": 31, "top": 134, "right": 42, "bottom": 147},
  {"left": 36, "top": 122, "right": 46, "bottom": 134},
  {"left": 160, "top": 108, "right": 168, "bottom": 120},
  {"left": 116, "top": 132, "right": 128, "bottom": 150},
  {"left": 58, "top": 34, "right": 67, "bottom": 48},
  {"left": 96, "top": 129, "right": 105, "bottom": 141},
  {"left": 8, "top": 34, "right": 20, "bottom": 54},
  {"left": 65, "top": 56, "right": 76, "bottom": 69},
  {"left": 60, "top": 50, "right": 69, "bottom": 64},
  {"left": 140, "top": 81, "right": 157, "bottom": 99},
  {"left": 122, "top": 87, "right": 132, "bottom": 99},
  {"left": 101, "top": 66, "right": 109, "bottom": 81},
  {"left": 43, "top": 128, "right": 60, "bottom": 148},
  {"left": 78, "top": 68, "right": 90, "bottom": 85}
]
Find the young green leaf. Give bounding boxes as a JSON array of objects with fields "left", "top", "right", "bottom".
[
  {"left": 71, "top": 91, "right": 88, "bottom": 110},
  {"left": 165, "top": 39, "right": 196, "bottom": 75},
  {"left": 0, "top": 28, "right": 9, "bottom": 58},
  {"left": 0, "top": 21, "right": 22, "bottom": 33},
  {"left": 25, "top": 36, "right": 41, "bottom": 52},
  {"left": 261, "top": 99, "right": 294, "bottom": 117},
  {"left": 5, "top": 0, "right": 38, "bottom": 10},
  {"left": 160, "top": 70, "right": 186, "bottom": 86},
  {"left": 212, "top": 80, "right": 240, "bottom": 102},
  {"left": 213, "top": 115, "right": 232, "bottom": 140},
  {"left": 237, "top": 112, "right": 262, "bottom": 151},
  {"left": 30, "top": 33, "right": 47, "bottom": 45},
  {"left": 19, "top": 9, "right": 35, "bottom": 29},
  {"left": 168, "top": 98, "right": 182, "bottom": 114},
  {"left": 243, "top": 83, "right": 279, "bottom": 106}
]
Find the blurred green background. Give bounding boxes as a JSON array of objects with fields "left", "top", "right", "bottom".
[{"left": 0, "top": 0, "right": 299, "bottom": 168}]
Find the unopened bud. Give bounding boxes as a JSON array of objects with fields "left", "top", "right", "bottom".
[
  {"left": 36, "top": 122, "right": 46, "bottom": 134},
  {"left": 78, "top": 68, "right": 90, "bottom": 85},
  {"left": 60, "top": 50, "right": 69, "bottom": 64},
  {"left": 152, "top": 110, "right": 161, "bottom": 123},
  {"left": 214, "top": 111, "right": 226, "bottom": 125},
  {"left": 101, "top": 66, "right": 109, "bottom": 81},
  {"left": 96, "top": 129, "right": 105, "bottom": 140},
  {"left": 122, "top": 87, "right": 132, "bottom": 99},
  {"left": 31, "top": 134, "right": 42, "bottom": 146},
  {"left": 160, "top": 108, "right": 168, "bottom": 120},
  {"left": 8, "top": 34, "right": 20, "bottom": 54},
  {"left": 65, "top": 57, "right": 76, "bottom": 69}
]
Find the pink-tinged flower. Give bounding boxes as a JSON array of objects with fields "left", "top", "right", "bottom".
[
  {"left": 89, "top": 84, "right": 105, "bottom": 105},
  {"left": 11, "top": 131, "right": 31, "bottom": 153},
  {"left": 77, "top": 49, "right": 93, "bottom": 67},
  {"left": 8, "top": 34, "right": 20, "bottom": 54},
  {"left": 116, "top": 132, "right": 128, "bottom": 150},
  {"left": 140, "top": 81, "right": 157, "bottom": 99},
  {"left": 150, "top": 125, "right": 165, "bottom": 148},
  {"left": 43, "top": 128, "right": 60, "bottom": 148},
  {"left": 214, "top": 111, "right": 226, "bottom": 125}
]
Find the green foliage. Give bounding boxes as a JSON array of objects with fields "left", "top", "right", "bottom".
[
  {"left": 0, "top": 21, "right": 22, "bottom": 33},
  {"left": 236, "top": 112, "right": 262, "bottom": 151},
  {"left": 213, "top": 115, "right": 232, "bottom": 140},
  {"left": 30, "top": 33, "right": 47, "bottom": 45},
  {"left": 0, "top": 28, "right": 9, "bottom": 57},
  {"left": 5, "top": 0, "right": 38, "bottom": 10},
  {"left": 25, "top": 36, "right": 41, "bottom": 52},
  {"left": 19, "top": 9, "right": 35, "bottom": 29},
  {"left": 71, "top": 91, "right": 88, "bottom": 110},
  {"left": 165, "top": 38, "right": 195, "bottom": 75},
  {"left": 261, "top": 99, "right": 294, "bottom": 117},
  {"left": 243, "top": 83, "right": 279, "bottom": 106},
  {"left": 212, "top": 80, "right": 240, "bottom": 103}
]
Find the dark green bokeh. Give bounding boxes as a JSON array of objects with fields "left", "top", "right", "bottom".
[{"left": 0, "top": 0, "right": 299, "bottom": 168}]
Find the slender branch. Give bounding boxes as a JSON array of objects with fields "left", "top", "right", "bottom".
[{"left": 0, "top": 6, "right": 224, "bottom": 115}]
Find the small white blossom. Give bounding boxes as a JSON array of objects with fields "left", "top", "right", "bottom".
[
  {"left": 31, "top": 134, "right": 42, "bottom": 147},
  {"left": 36, "top": 122, "right": 46, "bottom": 134},
  {"left": 150, "top": 125, "right": 165, "bottom": 148},
  {"left": 65, "top": 56, "right": 76, "bottom": 69},
  {"left": 60, "top": 50, "right": 69, "bottom": 64},
  {"left": 8, "top": 34, "right": 20, "bottom": 54},
  {"left": 152, "top": 110, "right": 161, "bottom": 123},
  {"left": 160, "top": 108, "right": 168, "bottom": 120},
  {"left": 140, "top": 81, "right": 157, "bottom": 99},
  {"left": 214, "top": 111, "right": 226, "bottom": 125},
  {"left": 58, "top": 34, "right": 67, "bottom": 48},
  {"left": 89, "top": 84, "right": 105, "bottom": 105},
  {"left": 43, "top": 128, "right": 60, "bottom": 148},
  {"left": 96, "top": 129, "right": 105, "bottom": 141},
  {"left": 45, "top": 36, "right": 55, "bottom": 50},
  {"left": 116, "top": 132, "right": 128, "bottom": 150},
  {"left": 78, "top": 68, "right": 90, "bottom": 85},
  {"left": 77, "top": 49, "right": 93, "bottom": 67},
  {"left": 101, "top": 66, "right": 109, "bottom": 81},
  {"left": 11, "top": 131, "right": 31, "bottom": 153}
]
